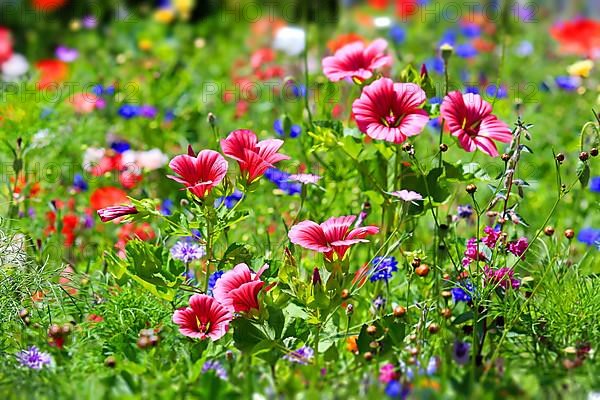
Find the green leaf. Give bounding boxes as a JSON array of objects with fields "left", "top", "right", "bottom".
[
  {"left": 231, "top": 318, "right": 270, "bottom": 353},
  {"left": 453, "top": 311, "right": 474, "bottom": 325},
  {"left": 577, "top": 161, "right": 590, "bottom": 188}
]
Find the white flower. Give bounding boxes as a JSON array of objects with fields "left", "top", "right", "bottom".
[
  {"left": 82, "top": 147, "right": 106, "bottom": 171},
  {"left": 373, "top": 17, "right": 392, "bottom": 28},
  {"left": 137, "top": 149, "right": 169, "bottom": 170},
  {"left": 390, "top": 190, "right": 423, "bottom": 202},
  {"left": 273, "top": 27, "right": 306, "bottom": 57},
  {"left": 2, "top": 53, "right": 29, "bottom": 78}
]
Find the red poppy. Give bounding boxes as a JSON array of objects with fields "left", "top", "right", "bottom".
[
  {"left": 368, "top": 0, "right": 388, "bottom": 10},
  {"left": 551, "top": 18, "right": 600, "bottom": 58},
  {"left": 0, "top": 27, "right": 13, "bottom": 64},
  {"left": 90, "top": 187, "right": 129, "bottom": 210},
  {"left": 31, "top": 0, "right": 67, "bottom": 11},
  {"left": 35, "top": 59, "right": 69, "bottom": 90}
]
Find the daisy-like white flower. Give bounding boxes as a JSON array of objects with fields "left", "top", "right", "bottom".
[
  {"left": 390, "top": 190, "right": 423, "bottom": 202},
  {"left": 288, "top": 174, "right": 321, "bottom": 185}
]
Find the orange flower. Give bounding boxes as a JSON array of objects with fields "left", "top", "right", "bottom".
[
  {"left": 327, "top": 33, "right": 365, "bottom": 54},
  {"left": 346, "top": 336, "right": 358, "bottom": 353},
  {"left": 472, "top": 38, "right": 495, "bottom": 53}
]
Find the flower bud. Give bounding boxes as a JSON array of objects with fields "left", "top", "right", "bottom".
[
  {"left": 439, "top": 143, "right": 448, "bottom": 152},
  {"left": 544, "top": 226, "right": 555, "bottom": 236},
  {"left": 579, "top": 151, "right": 589, "bottom": 161},
  {"left": 564, "top": 229, "right": 575, "bottom": 239},
  {"left": 363, "top": 352, "right": 373, "bottom": 361},
  {"left": 590, "top": 147, "right": 598, "bottom": 157},
  {"left": 466, "top": 184, "right": 477, "bottom": 194},
  {"left": 312, "top": 267, "right": 322, "bottom": 286},
  {"left": 555, "top": 153, "right": 565, "bottom": 163},
  {"left": 104, "top": 356, "right": 117, "bottom": 368},
  {"left": 366, "top": 325, "right": 377, "bottom": 335},
  {"left": 415, "top": 264, "right": 430, "bottom": 277},
  {"left": 393, "top": 305, "right": 406, "bottom": 317},
  {"left": 440, "top": 43, "right": 454, "bottom": 61}
]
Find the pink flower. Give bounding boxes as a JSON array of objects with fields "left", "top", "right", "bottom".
[
  {"left": 352, "top": 78, "right": 429, "bottom": 144},
  {"left": 379, "top": 363, "right": 399, "bottom": 384},
  {"left": 440, "top": 91, "right": 512, "bottom": 157},
  {"left": 322, "top": 38, "right": 392, "bottom": 82},
  {"left": 213, "top": 263, "right": 268, "bottom": 313},
  {"left": 167, "top": 148, "right": 228, "bottom": 199},
  {"left": 97, "top": 205, "right": 138, "bottom": 222},
  {"left": 507, "top": 237, "right": 528, "bottom": 257},
  {"left": 462, "top": 238, "right": 486, "bottom": 266},
  {"left": 288, "top": 216, "right": 379, "bottom": 261},
  {"left": 70, "top": 92, "right": 97, "bottom": 114},
  {"left": 172, "top": 294, "right": 232, "bottom": 341},
  {"left": 221, "top": 129, "right": 289, "bottom": 183}
]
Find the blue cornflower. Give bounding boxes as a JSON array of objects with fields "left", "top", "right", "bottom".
[
  {"left": 265, "top": 168, "right": 302, "bottom": 196},
  {"left": 577, "top": 228, "right": 600, "bottom": 249},
  {"left": 370, "top": 256, "right": 398, "bottom": 282},
  {"left": 91, "top": 84, "right": 104, "bottom": 96},
  {"left": 452, "top": 280, "right": 474, "bottom": 302},
  {"left": 161, "top": 199, "right": 174, "bottom": 216},
  {"left": 455, "top": 43, "right": 478, "bottom": 58},
  {"left": 372, "top": 295, "right": 386, "bottom": 310},
  {"left": 428, "top": 117, "right": 441, "bottom": 130},
  {"left": 291, "top": 83, "right": 306, "bottom": 98},
  {"left": 118, "top": 104, "right": 140, "bottom": 119},
  {"left": 385, "top": 381, "right": 409, "bottom": 399},
  {"left": 208, "top": 270, "right": 224, "bottom": 294},
  {"left": 164, "top": 109, "right": 176, "bottom": 122},
  {"left": 485, "top": 84, "right": 508, "bottom": 99},
  {"left": 516, "top": 40, "right": 534, "bottom": 57},
  {"left": 424, "top": 57, "right": 444, "bottom": 74},
  {"left": 461, "top": 23, "right": 481, "bottom": 39},
  {"left": 389, "top": 25, "right": 406, "bottom": 44},
  {"left": 555, "top": 76, "right": 581, "bottom": 91},
  {"left": 429, "top": 96, "right": 442, "bottom": 105},
  {"left": 17, "top": 346, "right": 52, "bottom": 370},
  {"left": 439, "top": 29, "right": 457, "bottom": 47},
  {"left": 273, "top": 119, "right": 301, "bottom": 138},
  {"left": 215, "top": 190, "right": 243, "bottom": 209},
  {"left": 457, "top": 204, "right": 473, "bottom": 218},
  {"left": 110, "top": 140, "right": 130, "bottom": 153},
  {"left": 464, "top": 86, "right": 480, "bottom": 95},
  {"left": 170, "top": 240, "right": 206, "bottom": 263},
  {"left": 72, "top": 173, "right": 88, "bottom": 192},
  {"left": 590, "top": 176, "right": 600, "bottom": 193}
]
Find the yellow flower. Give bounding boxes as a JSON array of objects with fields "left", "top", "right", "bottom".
[
  {"left": 154, "top": 8, "right": 175, "bottom": 24},
  {"left": 174, "top": 0, "right": 194, "bottom": 19},
  {"left": 138, "top": 39, "right": 153, "bottom": 51},
  {"left": 567, "top": 60, "right": 594, "bottom": 78}
]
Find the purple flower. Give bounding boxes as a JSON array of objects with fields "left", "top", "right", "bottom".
[
  {"left": 482, "top": 226, "right": 501, "bottom": 248},
  {"left": 82, "top": 16, "right": 98, "bottom": 29},
  {"left": 453, "top": 341, "right": 470, "bottom": 365},
  {"left": 208, "top": 270, "right": 223, "bottom": 294},
  {"left": 265, "top": 168, "right": 301, "bottom": 196},
  {"left": 457, "top": 204, "right": 473, "bottom": 218},
  {"left": 170, "top": 240, "right": 206, "bottom": 263},
  {"left": 455, "top": 43, "right": 478, "bottom": 58},
  {"left": 140, "top": 105, "right": 158, "bottom": 119},
  {"left": 283, "top": 346, "right": 314, "bottom": 365},
  {"left": 372, "top": 295, "right": 386, "bottom": 310},
  {"left": 55, "top": 46, "right": 79, "bottom": 63},
  {"left": 214, "top": 190, "right": 243, "bottom": 209},
  {"left": 485, "top": 84, "right": 508, "bottom": 99},
  {"left": 17, "top": 346, "right": 52, "bottom": 370},
  {"left": 118, "top": 104, "right": 140, "bottom": 119},
  {"left": 202, "top": 360, "right": 228, "bottom": 380},
  {"left": 385, "top": 381, "right": 410, "bottom": 399},
  {"left": 462, "top": 238, "right": 486, "bottom": 266},
  {"left": 73, "top": 173, "right": 88, "bottom": 192}
]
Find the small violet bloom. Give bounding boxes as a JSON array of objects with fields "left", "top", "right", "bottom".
[
  {"left": 170, "top": 240, "right": 206, "bottom": 263},
  {"left": 370, "top": 256, "right": 398, "bottom": 282},
  {"left": 17, "top": 346, "right": 52, "bottom": 370},
  {"left": 283, "top": 346, "right": 314, "bottom": 365}
]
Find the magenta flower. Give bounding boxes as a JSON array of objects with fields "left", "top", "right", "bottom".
[
  {"left": 172, "top": 294, "right": 232, "bottom": 341},
  {"left": 440, "top": 91, "right": 512, "bottom": 157},
  {"left": 212, "top": 263, "right": 268, "bottom": 313},
  {"left": 379, "top": 363, "right": 399, "bottom": 384},
  {"left": 221, "top": 129, "right": 289, "bottom": 184},
  {"left": 462, "top": 238, "right": 487, "bottom": 266},
  {"left": 288, "top": 216, "right": 379, "bottom": 261},
  {"left": 322, "top": 38, "right": 392, "bottom": 82},
  {"left": 167, "top": 148, "right": 228, "bottom": 199},
  {"left": 507, "top": 237, "right": 528, "bottom": 257},
  {"left": 484, "top": 266, "right": 520, "bottom": 290},
  {"left": 97, "top": 205, "right": 138, "bottom": 222},
  {"left": 481, "top": 226, "right": 501, "bottom": 248},
  {"left": 352, "top": 78, "right": 429, "bottom": 144}
]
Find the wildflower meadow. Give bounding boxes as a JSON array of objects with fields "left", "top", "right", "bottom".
[{"left": 0, "top": 1, "right": 599, "bottom": 399}]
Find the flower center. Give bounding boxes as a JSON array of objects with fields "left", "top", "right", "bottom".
[
  {"left": 382, "top": 111, "right": 403, "bottom": 128},
  {"left": 196, "top": 317, "right": 210, "bottom": 333},
  {"left": 461, "top": 117, "right": 481, "bottom": 137}
]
